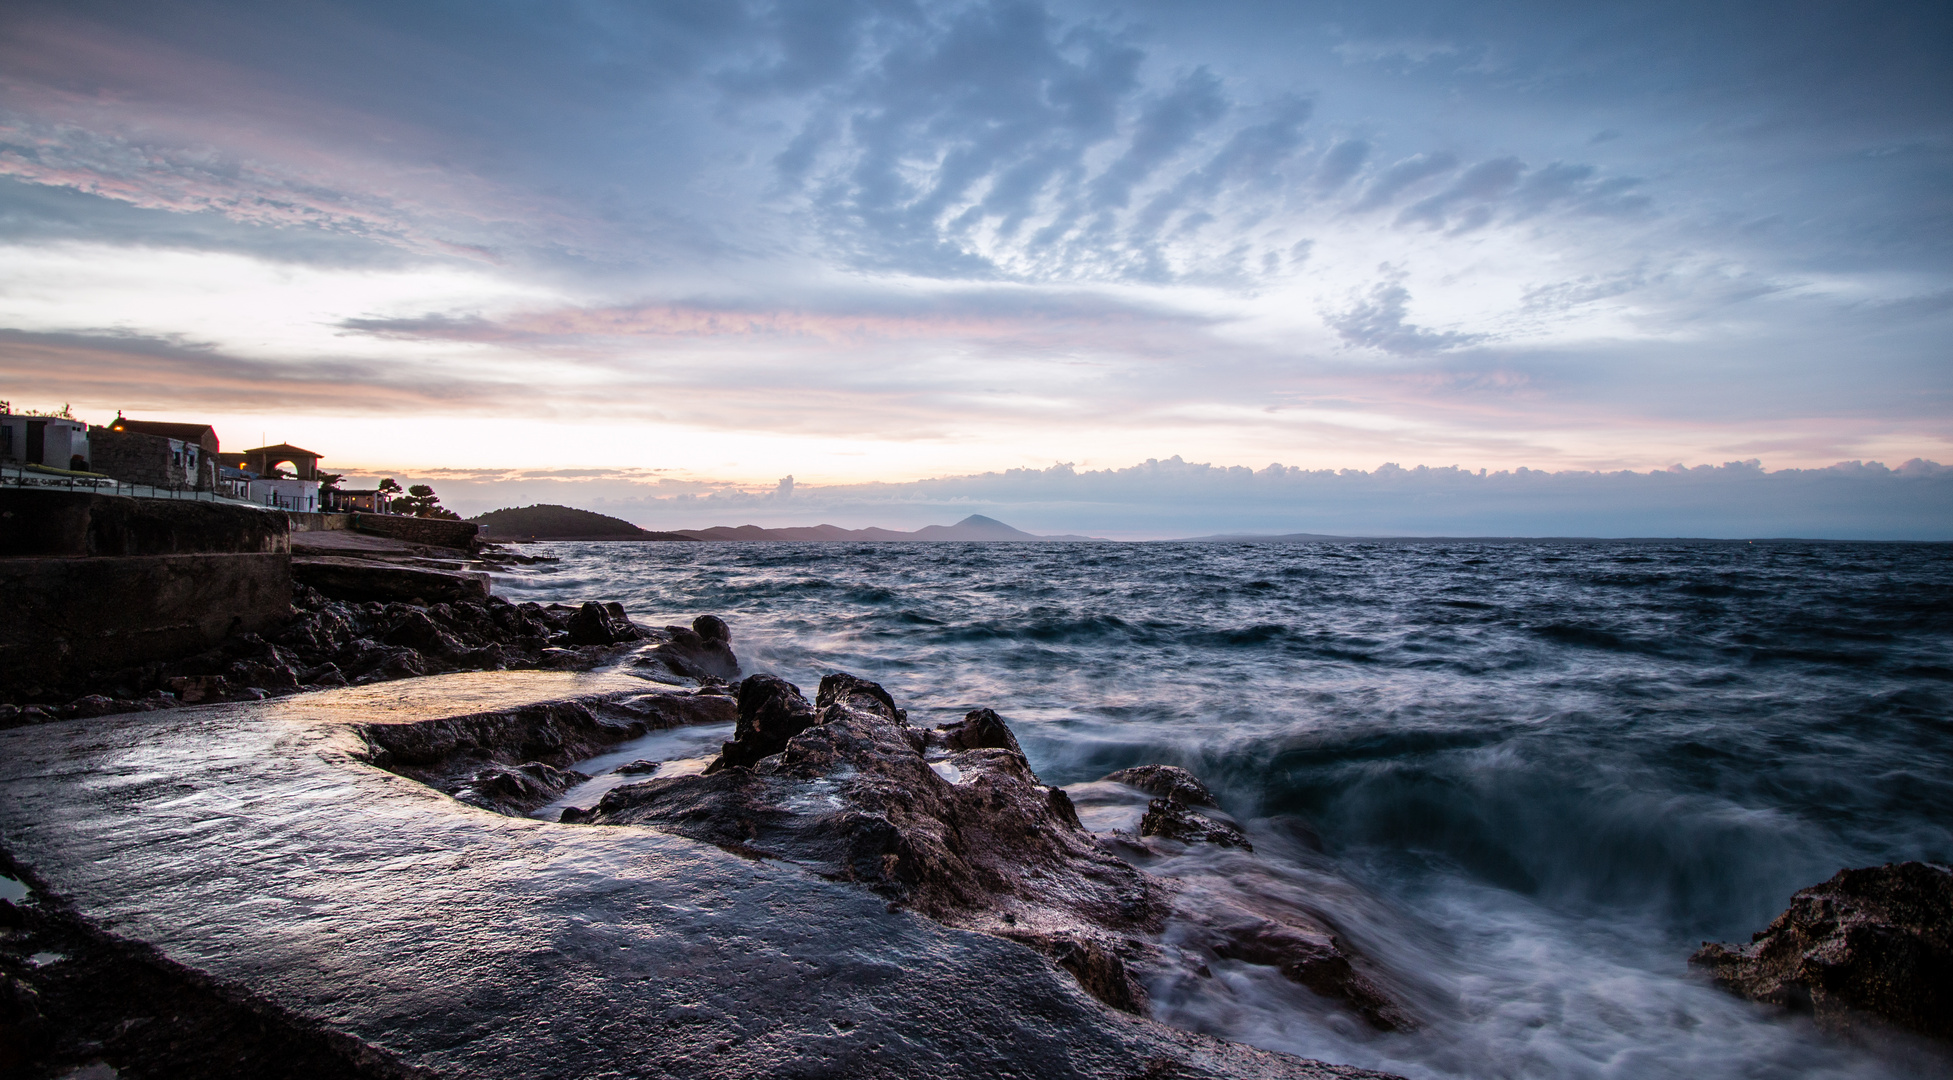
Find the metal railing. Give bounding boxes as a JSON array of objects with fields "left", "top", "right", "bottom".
[{"left": 0, "top": 461, "right": 285, "bottom": 510}]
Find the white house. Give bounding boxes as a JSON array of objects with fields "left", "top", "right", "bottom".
[
  {"left": 0, "top": 412, "right": 91, "bottom": 472},
  {"left": 246, "top": 477, "right": 320, "bottom": 512}
]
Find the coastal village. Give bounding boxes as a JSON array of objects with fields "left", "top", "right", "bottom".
[{"left": 0, "top": 402, "right": 431, "bottom": 516}]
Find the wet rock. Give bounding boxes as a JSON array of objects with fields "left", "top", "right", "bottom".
[
  {"left": 1202, "top": 916, "right": 1413, "bottom": 1032},
  {"left": 1691, "top": 861, "right": 1953, "bottom": 1041},
  {"left": 647, "top": 622, "right": 741, "bottom": 682},
  {"left": 582, "top": 672, "right": 1169, "bottom": 1013},
  {"left": 0, "top": 671, "right": 1401, "bottom": 1079},
  {"left": 163, "top": 675, "right": 229, "bottom": 704},
  {"left": 449, "top": 761, "right": 589, "bottom": 816},
  {"left": 708, "top": 675, "right": 819, "bottom": 771},
  {"left": 228, "top": 660, "right": 300, "bottom": 693},
  {"left": 1008, "top": 932, "right": 1144, "bottom": 1015},
  {"left": 1104, "top": 764, "right": 1216, "bottom": 807},
  {"left": 64, "top": 695, "right": 116, "bottom": 720},
  {"left": 298, "top": 662, "right": 347, "bottom": 688},
  {"left": 616, "top": 759, "right": 662, "bottom": 775},
  {"left": 1140, "top": 799, "right": 1252, "bottom": 851},
  {"left": 936, "top": 707, "right": 1022, "bottom": 756},
  {"left": 382, "top": 609, "right": 454, "bottom": 653},
  {"left": 614, "top": 691, "right": 736, "bottom": 729},
  {"left": 564, "top": 601, "right": 642, "bottom": 647}
]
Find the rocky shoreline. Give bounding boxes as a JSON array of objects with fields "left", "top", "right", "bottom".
[
  {"left": 5, "top": 600, "right": 1950, "bottom": 1077},
  {"left": 0, "top": 579, "right": 736, "bottom": 728}
]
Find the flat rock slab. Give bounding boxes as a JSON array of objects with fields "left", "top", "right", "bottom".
[
  {"left": 293, "top": 556, "right": 490, "bottom": 603},
  {"left": 0, "top": 672, "right": 1388, "bottom": 1079}
]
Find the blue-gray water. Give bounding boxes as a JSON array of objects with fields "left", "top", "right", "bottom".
[{"left": 496, "top": 540, "right": 1953, "bottom": 1078}]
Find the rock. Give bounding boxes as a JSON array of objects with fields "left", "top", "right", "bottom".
[
  {"left": 227, "top": 660, "right": 299, "bottom": 692},
  {"left": 164, "top": 675, "right": 229, "bottom": 704},
  {"left": 693, "top": 614, "right": 730, "bottom": 643},
  {"left": 291, "top": 556, "right": 490, "bottom": 604},
  {"left": 1201, "top": 915, "right": 1413, "bottom": 1032},
  {"left": 449, "top": 761, "right": 589, "bottom": 816},
  {"left": 707, "top": 675, "right": 819, "bottom": 771},
  {"left": 299, "top": 662, "right": 347, "bottom": 688},
  {"left": 564, "top": 602, "right": 641, "bottom": 647},
  {"left": 579, "top": 673, "right": 1169, "bottom": 1013},
  {"left": 648, "top": 624, "right": 741, "bottom": 681},
  {"left": 1140, "top": 799, "right": 1252, "bottom": 851},
  {"left": 616, "top": 759, "right": 662, "bottom": 775},
  {"left": 0, "top": 897, "right": 20, "bottom": 928},
  {"left": 1104, "top": 764, "right": 1216, "bottom": 807},
  {"left": 0, "top": 672, "right": 1403, "bottom": 1079},
  {"left": 936, "top": 707, "right": 1022, "bottom": 756},
  {"left": 1691, "top": 861, "right": 1953, "bottom": 1041},
  {"left": 614, "top": 691, "right": 736, "bottom": 729},
  {"left": 383, "top": 609, "right": 451, "bottom": 651},
  {"left": 64, "top": 694, "right": 116, "bottom": 719}
]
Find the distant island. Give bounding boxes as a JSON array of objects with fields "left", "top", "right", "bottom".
[
  {"left": 468, "top": 504, "right": 698, "bottom": 541},
  {"left": 469, "top": 506, "right": 1101, "bottom": 542}
]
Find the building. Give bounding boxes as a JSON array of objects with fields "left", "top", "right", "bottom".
[
  {"left": 0, "top": 411, "right": 91, "bottom": 472},
  {"left": 246, "top": 477, "right": 320, "bottom": 512},
  {"left": 223, "top": 443, "right": 324, "bottom": 481},
  {"left": 326, "top": 488, "right": 394, "bottom": 513},
  {"left": 213, "top": 443, "right": 328, "bottom": 512},
  {"left": 107, "top": 417, "right": 220, "bottom": 460},
  {"left": 89, "top": 425, "right": 216, "bottom": 490}
]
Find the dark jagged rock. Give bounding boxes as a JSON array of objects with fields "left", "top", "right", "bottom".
[
  {"left": 708, "top": 674, "right": 819, "bottom": 771},
  {"left": 580, "top": 672, "right": 1169, "bottom": 1013},
  {"left": 564, "top": 601, "right": 642, "bottom": 646},
  {"left": 646, "top": 619, "right": 741, "bottom": 681},
  {"left": 1691, "top": 861, "right": 1953, "bottom": 1041},
  {"left": 1, "top": 674, "right": 1398, "bottom": 1078},
  {"left": 1200, "top": 914, "right": 1414, "bottom": 1032},
  {"left": 448, "top": 761, "right": 588, "bottom": 816},
  {"left": 937, "top": 707, "right": 1022, "bottom": 755},
  {"left": 1083, "top": 765, "right": 1413, "bottom": 1031},
  {"left": 8, "top": 583, "right": 742, "bottom": 724},
  {"left": 1141, "top": 798, "right": 1253, "bottom": 851},
  {"left": 1105, "top": 764, "right": 1217, "bottom": 807}
]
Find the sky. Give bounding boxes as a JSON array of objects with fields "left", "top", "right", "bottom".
[{"left": 0, "top": 0, "right": 1949, "bottom": 536}]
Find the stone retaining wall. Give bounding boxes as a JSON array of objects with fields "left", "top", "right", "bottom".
[
  {"left": 1, "top": 488, "right": 288, "bottom": 557},
  {"left": 350, "top": 513, "right": 479, "bottom": 550},
  {"left": 287, "top": 512, "right": 353, "bottom": 533},
  {"left": 0, "top": 552, "right": 291, "bottom": 691}
]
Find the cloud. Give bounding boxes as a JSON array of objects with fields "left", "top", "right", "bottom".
[
  {"left": 1327, "top": 271, "right": 1482, "bottom": 354},
  {"left": 1350, "top": 152, "right": 1458, "bottom": 212},
  {"left": 372, "top": 455, "right": 1953, "bottom": 541},
  {"left": 0, "top": 329, "right": 504, "bottom": 412}
]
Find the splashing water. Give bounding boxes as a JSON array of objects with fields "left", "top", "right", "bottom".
[{"left": 495, "top": 539, "right": 1953, "bottom": 1078}]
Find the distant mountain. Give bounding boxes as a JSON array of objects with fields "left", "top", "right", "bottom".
[
  {"left": 469, "top": 504, "right": 697, "bottom": 541},
  {"left": 676, "top": 514, "right": 1102, "bottom": 542}
]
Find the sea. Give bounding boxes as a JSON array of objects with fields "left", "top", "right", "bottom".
[{"left": 494, "top": 539, "right": 1953, "bottom": 1079}]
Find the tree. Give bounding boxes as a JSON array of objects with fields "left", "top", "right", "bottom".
[
  {"left": 378, "top": 477, "right": 403, "bottom": 495},
  {"left": 392, "top": 483, "right": 460, "bottom": 519}
]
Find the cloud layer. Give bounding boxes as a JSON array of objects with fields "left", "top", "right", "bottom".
[
  {"left": 340, "top": 456, "right": 1953, "bottom": 541},
  {"left": 0, "top": 0, "right": 1946, "bottom": 513}
]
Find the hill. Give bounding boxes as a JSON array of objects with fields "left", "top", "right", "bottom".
[
  {"left": 468, "top": 504, "right": 696, "bottom": 541},
  {"left": 676, "top": 515, "right": 1101, "bottom": 542}
]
